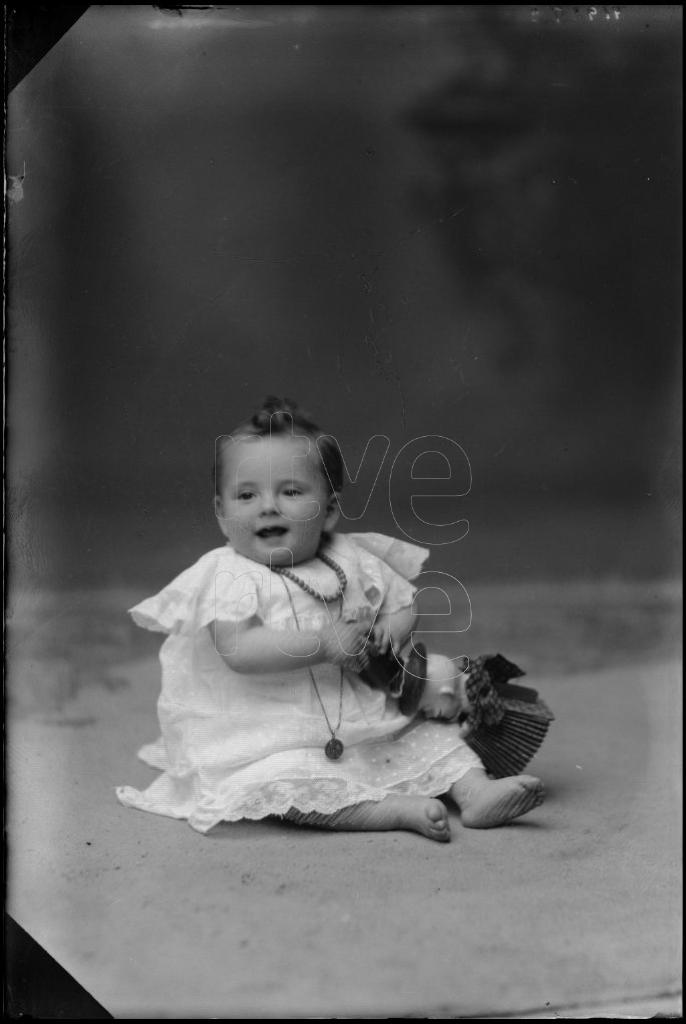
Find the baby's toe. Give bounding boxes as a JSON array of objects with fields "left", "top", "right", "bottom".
[
  {"left": 426, "top": 799, "right": 446, "bottom": 822},
  {"left": 425, "top": 799, "right": 450, "bottom": 836}
]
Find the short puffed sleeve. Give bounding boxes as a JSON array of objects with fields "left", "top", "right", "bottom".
[
  {"left": 338, "top": 532, "right": 429, "bottom": 614},
  {"left": 129, "top": 548, "right": 264, "bottom": 636}
]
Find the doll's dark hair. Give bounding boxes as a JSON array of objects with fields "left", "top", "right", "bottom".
[{"left": 214, "top": 396, "right": 344, "bottom": 497}]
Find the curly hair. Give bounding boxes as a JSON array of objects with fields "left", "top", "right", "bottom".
[{"left": 214, "top": 396, "right": 344, "bottom": 497}]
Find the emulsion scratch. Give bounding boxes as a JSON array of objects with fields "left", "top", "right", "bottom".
[{"left": 395, "top": 206, "right": 467, "bottom": 253}]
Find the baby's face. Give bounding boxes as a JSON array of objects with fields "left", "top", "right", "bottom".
[{"left": 215, "top": 434, "right": 339, "bottom": 566}]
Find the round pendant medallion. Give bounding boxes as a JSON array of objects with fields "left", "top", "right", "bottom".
[{"left": 325, "top": 738, "right": 344, "bottom": 760}]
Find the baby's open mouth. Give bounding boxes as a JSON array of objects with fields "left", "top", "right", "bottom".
[{"left": 255, "top": 526, "right": 288, "bottom": 539}]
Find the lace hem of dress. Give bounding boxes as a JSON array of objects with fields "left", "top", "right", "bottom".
[{"left": 188, "top": 758, "right": 474, "bottom": 832}]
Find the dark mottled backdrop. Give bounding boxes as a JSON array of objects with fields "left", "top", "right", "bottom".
[{"left": 7, "top": 5, "right": 682, "bottom": 590}]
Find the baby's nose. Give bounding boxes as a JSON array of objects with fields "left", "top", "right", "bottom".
[{"left": 259, "top": 493, "right": 279, "bottom": 515}]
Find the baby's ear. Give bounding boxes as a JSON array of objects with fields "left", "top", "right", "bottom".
[{"left": 324, "top": 492, "right": 341, "bottom": 532}]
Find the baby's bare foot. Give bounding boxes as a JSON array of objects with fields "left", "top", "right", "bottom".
[
  {"left": 285, "top": 795, "right": 451, "bottom": 842},
  {"left": 450, "top": 770, "right": 545, "bottom": 828},
  {"left": 392, "top": 796, "right": 451, "bottom": 842}
]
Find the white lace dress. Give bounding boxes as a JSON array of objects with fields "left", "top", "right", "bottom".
[{"left": 116, "top": 532, "right": 481, "bottom": 833}]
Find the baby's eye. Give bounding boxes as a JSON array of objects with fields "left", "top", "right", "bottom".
[
  {"left": 283, "top": 487, "right": 303, "bottom": 497},
  {"left": 236, "top": 491, "right": 255, "bottom": 501}
]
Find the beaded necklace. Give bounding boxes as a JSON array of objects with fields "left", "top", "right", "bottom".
[{"left": 270, "top": 550, "right": 347, "bottom": 603}]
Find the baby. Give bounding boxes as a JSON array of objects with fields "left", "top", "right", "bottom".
[{"left": 117, "top": 397, "right": 545, "bottom": 840}]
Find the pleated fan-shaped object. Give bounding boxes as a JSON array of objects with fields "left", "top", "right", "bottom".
[{"left": 459, "top": 654, "right": 554, "bottom": 778}]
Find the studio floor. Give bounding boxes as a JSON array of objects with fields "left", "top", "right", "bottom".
[{"left": 7, "top": 580, "right": 682, "bottom": 1018}]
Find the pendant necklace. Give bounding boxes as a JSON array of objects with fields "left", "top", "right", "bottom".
[{"left": 274, "top": 553, "right": 347, "bottom": 760}]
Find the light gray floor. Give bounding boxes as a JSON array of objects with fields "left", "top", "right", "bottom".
[{"left": 7, "top": 583, "right": 682, "bottom": 1018}]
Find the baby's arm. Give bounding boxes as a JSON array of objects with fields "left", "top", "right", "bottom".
[{"left": 214, "top": 617, "right": 371, "bottom": 676}]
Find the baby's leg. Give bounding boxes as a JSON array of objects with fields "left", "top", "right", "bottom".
[
  {"left": 284, "top": 795, "right": 450, "bottom": 842},
  {"left": 449, "top": 768, "right": 545, "bottom": 828}
]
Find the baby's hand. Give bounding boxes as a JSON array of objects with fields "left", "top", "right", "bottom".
[
  {"left": 318, "top": 617, "right": 373, "bottom": 674},
  {"left": 370, "top": 617, "right": 393, "bottom": 657}
]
